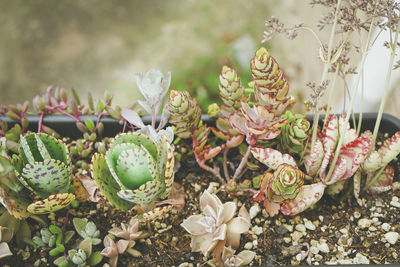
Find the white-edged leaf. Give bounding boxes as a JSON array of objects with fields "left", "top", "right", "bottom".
[{"left": 250, "top": 147, "right": 296, "bottom": 170}]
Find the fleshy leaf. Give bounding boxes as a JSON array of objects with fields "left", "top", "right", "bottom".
[
  {"left": 143, "top": 205, "right": 173, "bottom": 220},
  {"left": 280, "top": 183, "right": 326, "bottom": 216},
  {"left": 304, "top": 138, "right": 324, "bottom": 176},
  {"left": 91, "top": 154, "right": 134, "bottom": 211},
  {"left": 118, "top": 180, "right": 162, "bottom": 204},
  {"left": 27, "top": 193, "right": 75, "bottom": 214},
  {"left": 250, "top": 147, "right": 296, "bottom": 170},
  {"left": 18, "top": 159, "right": 71, "bottom": 198},
  {"left": 0, "top": 186, "right": 31, "bottom": 219},
  {"left": 325, "top": 180, "right": 346, "bottom": 195},
  {"left": 156, "top": 135, "right": 174, "bottom": 199},
  {"left": 377, "top": 131, "right": 400, "bottom": 168},
  {"left": 367, "top": 165, "right": 394, "bottom": 194},
  {"left": 121, "top": 109, "right": 145, "bottom": 129},
  {"left": 363, "top": 151, "right": 382, "bottom": 173},
  {"left": 319, "top": 115, "right": 338, "bottom": 179},
  {"left": 326, "top": 136, "right": 371, "bottom": 185},
  {"left": 0, "top": 243, "right": 12, "bottom": 259},
  {"left": 111, "top": 133, "right": 158, "bottom": 160}
]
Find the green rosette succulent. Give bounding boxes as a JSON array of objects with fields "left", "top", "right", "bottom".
[
  {"left": 280, "top": 111, "right": 310, "bottom": 154},
  {"left": 218, "top": 66, "right": 246, "bottom": 109},
  {"left": 168, "top": 90, "right": 202, "bottom": 139},
  {"left": 11, "top": 133, "right": 75, "bottom": 214},
  {"left": 91, "top": 132, "right": 174, "bottom": 213},
  {"left": 266, "top": 164, "right": 305, "bottom": 203}
]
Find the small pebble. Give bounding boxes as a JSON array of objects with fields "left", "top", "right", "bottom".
[
  {"left": 354, "top": 253, "right": 370, "bottom": 264},
  {"left": 295, "top": 224, "right": 306, "bottom": 233},
  {"left": 384, "top": 232, "right": 399, "bottom": 245},
  {"left": 249, "top": 204, "right": 261, "bottom": 219},
  {"left": 318, "top": 242, "right": 330, "bottom": 253},
  {"left": 283, "top": 224, "right": 294, "bottom": 232},
  {"left": 357, "top": 218, "right": 372, "bottom": 229},
  {"left": 252, "top": 225, "right": 263, "bottom": 236},
  {"left": 354, "top": 211, "right": 361, "bottom": 219},
  {"left": 244, "top": 242, "right": 253, "bottom": 250},
  {"left": 305, "top": 220, "right": 316, "bottom": 231},
  {"left": 381, "top": 223, "right": 391, "bottom": 232}
]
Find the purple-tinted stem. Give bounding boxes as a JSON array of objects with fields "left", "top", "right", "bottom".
[
  {"left": 232, "top": 145, "right": 252, "bottom": 182},
  {"left": 122, "top": 119, "right": 127, "bottom": 133},
  {"left": 38, "top": 112, "right": 44, "bottom": 133},
  {"left": 194, "top": 151, "right": 225, "bottom": 184}
]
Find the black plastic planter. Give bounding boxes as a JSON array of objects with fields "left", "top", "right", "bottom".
[{"left": 1, "top": 112, "right": 399, "bottom": 138}]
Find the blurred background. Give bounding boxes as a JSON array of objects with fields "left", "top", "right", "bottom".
[{"left": 0, "top": 0, "right": 399, "bottom": 116}]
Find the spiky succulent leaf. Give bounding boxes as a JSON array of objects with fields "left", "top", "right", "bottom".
[
  {"left": 250, "top": 147, "right": 296, "bottom": 170},
  {"left": 366, "top": 165, "right": 394, "bottom": 194},
  {"left": 117, "top": 180, "right": 163, "bottom": 204},
  {"left": 377, "top": 131, "right": 400, "bottom": 168},
  {"left": 143, "top": 205, "right": 173, "bottom": 221},
  {"left": 280, "top": 183, "right": 326, "bottom": 216},
  {"left": 18, "top": 159, "right": 70, "bottom": 198},
  {"left": 27, "top": 193, "right": 75, "bottom": 214},
  {"left": 91, "top": 154, "right": 134, "bottom": 211}
]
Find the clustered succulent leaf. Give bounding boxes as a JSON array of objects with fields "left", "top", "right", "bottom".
[
  {"left": 11, "top": 133, "right": 75, "bottom": 214},
  {"left": 181, "top": 190, "right": 251, "bottom": 259},
  {"left": 73, "top": 218, "right": 101, "bottom": 245},
  {"left": 91, "top": 132, "right": 175, "bottom": 220},
  {"left": 54, "top": 238, "right": 103, "bottom": 267},
  {"left": 279, "top": 111, "right": 311, "bottom": 154},
  {"left": 101, "top": 218, "right": 146, "bottom": 267},
  {"left": 31, "top": 224, "right": 74, "bottom": 257}
]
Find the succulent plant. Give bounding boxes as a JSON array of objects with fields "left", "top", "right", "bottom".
[
  {"left": 251, "top": 115, "right": 372, "bottom": 215},
  {"left": 11, "top": 133, "right": 75, "bottom": 214},
  {"left": 353, "top": 131, "right": 400, "bottom": 205},
  {"left": 218, "top": 66, "right": 247, "bottom": 109},
  {"left": 208, "top": 246, "right": 256, "bottom": 267},
  {"left": 181, "top": 190, "right": 251, "bottom": 257},
  {"left": 0, "top": 226, "right": 13, "bottom": 259},
  {"left": 230, "top": 102, "right": 287, "bottom": 145},
  {"left": 54, "top": 238, "right": 103, "bottom": 267},
  {"left": 91, "top": 132, "right": 175, "bottom": 219},
  {"left": 73, "top": 218, "right": 101, "bottom": 245},
  {"left": 252, "top": 164, "right": 305, "bottom": 216},
  {"left": 168, "top": 90, "right": 202, "bottom": 139},
  {"left": 250, "top": 47, "right": 293, "bottom": 115},
  {"left": 279, "top": 111, "right": 311, "bottom": 154},
  {"left": 101, "top": 218, "right": 146, "bottom": 267}
]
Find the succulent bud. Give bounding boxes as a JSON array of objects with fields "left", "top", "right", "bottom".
[
  {"left": 251, "top": 47, "right": 293, "bottom": 115},
  {"left": 168, "top": 90, "right": 201, "bottom": 139},
  {"left": 218, "top": 66, "right": 246, "bottom": 108},
  {"left": 280, "top": 111, "right": 310, "bottom": 154}
]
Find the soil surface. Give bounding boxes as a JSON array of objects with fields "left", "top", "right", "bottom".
[{"left": 1, "top": 139, "right": 400, "bottom": 267}]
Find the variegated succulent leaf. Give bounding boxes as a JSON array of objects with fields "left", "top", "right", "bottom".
[
  {"left": 91, "top": 154, "right": 134, "bottom": 211},
  {"left": 0, "top": 138, "right": 13, "bottom": 177},
  {"left": 156, "top": 134, "right": 174, "bottom": 199},
  {"left": 143, "top": 205, "right": 173, "bottom": 221},
  {"left": 366, "top": 165, "right": 394, "bottom": 194},
  {"left": 319, "top": 115, "right": 338, "bottom": 179},
  {"left": 280, "top": 182, "right": 326, "bottom": 216},
  {"left": 377, "top": 131, "right": 400, "bottom": 168},
  {"left": 0, "top": 186, "right": 31, "bottom": 219},
  {"left": 27, "top": 193, "right": 75, "bottom": 214},
  {"left": 117, "top": 180, "right": 163, "bottom": 204},
  {"left": 304, "top": 138, "right": 324, "bottom": 176},
  {"left": 326, "top": 136, "right": 371, "bottom": 185},
  {"left": 325, "top": 180, "right": 346, "bottom": 196},
  {"left": 363, "top": 150, "right": 382, "bottom": 173},
  {"left": 17, "top": 159, "right": 71, "bottom": 199},
  {"left": 250, "top": 147, "right": 296, "bottom": 170},
  {"left": 353, "top": 170, "right": 362, "bottom": 206}
]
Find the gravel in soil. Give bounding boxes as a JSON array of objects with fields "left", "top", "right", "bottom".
[{"left": 1, "top": 142, "right": 400, "bottom": 266}]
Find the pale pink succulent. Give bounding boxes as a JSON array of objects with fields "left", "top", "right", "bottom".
[
  {"left": 101, "top": 218, "right": 146, "bottom": 267},
  {"left": 180, "top": 190, "right": 251, "bottom": 257},
  {"left": 209, "top": 246, "right": 256, "bottom": 267}
]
